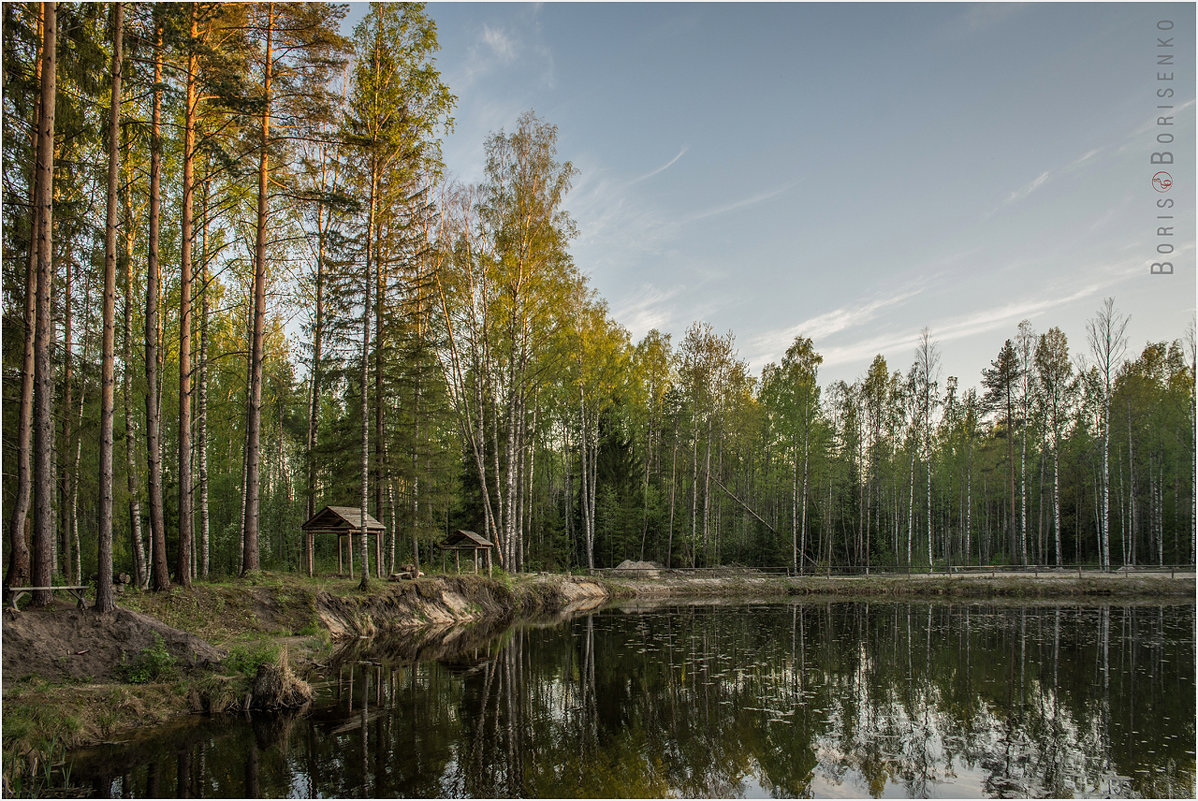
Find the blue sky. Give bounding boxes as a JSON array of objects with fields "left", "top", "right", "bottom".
[{"left": 351, "top": 2, "right": 1196, "bottom": 386}]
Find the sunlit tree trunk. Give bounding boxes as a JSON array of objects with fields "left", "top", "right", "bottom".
[
  {"left": 146, "top": 20, "right": 169, "bottom": 591},
  {"left": 173, "top": 5, "right": 198, "bottom": 586}
]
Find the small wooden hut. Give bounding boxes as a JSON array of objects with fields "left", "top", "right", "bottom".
[
  {"left": 301, "top": 505, "right": 385, "bottom": 577},
  {"left": 436, "top": 530, "right": 494, "bottom": 576}
]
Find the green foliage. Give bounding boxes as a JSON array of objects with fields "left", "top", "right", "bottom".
[
  {"left": 295, "top": 620, "right": 324, "bottom": 637},
  {"left": 223, "top": 641, "right": 282, "bottom": 679},
  {"left": 0, "top": 0, "right": 1191, "bottom": 606},
  {"left": 119, "top": 634, "right": 178, "bottom": 684}
]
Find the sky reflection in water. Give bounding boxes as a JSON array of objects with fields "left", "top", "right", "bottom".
[{"left": 70, "top": 600, "right": 1195, "bottom": 798}]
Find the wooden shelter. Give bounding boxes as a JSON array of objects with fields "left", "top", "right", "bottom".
[
  {"left": 301, "top": 505, "right": 385, "bottom": 577},
  {"left": 436, "top": 530, "right": 494, "bottom": 576}
]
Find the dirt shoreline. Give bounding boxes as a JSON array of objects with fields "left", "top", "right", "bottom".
[{"left": 3, "top": 569, "right": 1193, "bottom": 788}]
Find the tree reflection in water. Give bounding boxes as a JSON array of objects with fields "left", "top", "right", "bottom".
[{"left": 69, "top": 601, "right": 1194, "bottom": 798}]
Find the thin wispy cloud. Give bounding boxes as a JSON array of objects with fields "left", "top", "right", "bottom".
[
  {"left": 1002, "top": 169, "right": 1051, "bottom": 207},
  {"left": 814, "top": 256, "right": 1140, "bottom": 372},
  {"left": 747, "top": 289, "right": 921, "bottom": 368},
  {"left": 630, "top": 146, "right": 688, "bottom": 186},
  {"left": 685, "top": 182, "right": 797, "bottom": 224},
  {"left": 613, "top": 285, "right": 682, "bottom": 340},
  {"left": 988, "top": 137, "right": 1122, "bottom": 218},
  {"left": 481, "top": 25, "right": 517, "bottom": 63},
  {"left": 569, "top": 164, "right": 674, "bottom": 259}
]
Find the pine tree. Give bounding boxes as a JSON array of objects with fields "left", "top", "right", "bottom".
[
  {"left": 95, "top": 1, "right": 123, "bottom": 614},
  {"left": 982, "top": 340, "right": 1019, "bottom": 563},
  {"left": 30, "top": 0, "right": 57, "bottom": 607}
]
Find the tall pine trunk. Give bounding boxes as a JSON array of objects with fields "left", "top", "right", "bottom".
[
  {"left": 31, "top": 1, "right": 57, "bottom": 607},
  {"left": 176, "top": 5, "right": 197, "bottom": 587},
  {"left": 95, "top": 2, "right": 123, "bottom": 613},
  {"left": 146, "top": 21, "right": 169, "bottom": 591},
  {"left": 5, "top": 3, "right": 44, "bottom": 596},
  {"left": 243, "top": 3, "right": 273, "bottom": 574}
]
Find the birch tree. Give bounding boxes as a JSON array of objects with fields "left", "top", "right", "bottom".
[
  {"left": 1086, "top": 298, "right": 1129, "bottom": 570},
  {"left": 477, "top": 111, "right": 578, "bottom": 570},
  {"left": 914, "top": 329, "right": 940, "bottom": 566}
]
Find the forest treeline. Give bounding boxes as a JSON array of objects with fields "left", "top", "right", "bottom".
[{"left": 3, "top": 3, "right": 1195, "bottom": 607}]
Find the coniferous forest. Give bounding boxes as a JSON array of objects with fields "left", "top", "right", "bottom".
[{"left": 4, "top": 3, "right": 1196, "bottom": 604}]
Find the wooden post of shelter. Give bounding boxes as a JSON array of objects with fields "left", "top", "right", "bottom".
[
  {"left": 435, "top": 530, "right": 495, "bottom": 576},
  {"left": 301, "top": 506, "right": 385, "bottom": 578}
]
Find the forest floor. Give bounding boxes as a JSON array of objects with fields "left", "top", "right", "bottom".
[{"left": 2, "top": 568, "right": 1192, "bottom": 790}]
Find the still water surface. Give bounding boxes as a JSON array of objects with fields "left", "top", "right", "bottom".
[{"left": 71, "top": 600, "right": 1195, "bottom": 798}]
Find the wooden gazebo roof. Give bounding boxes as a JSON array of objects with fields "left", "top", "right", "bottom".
[
  {"left": 301, "top": 505, "right": 384, "bottom": 536},
  {"left": 436, "top": 530, "right": 493, "bottom": 550}
]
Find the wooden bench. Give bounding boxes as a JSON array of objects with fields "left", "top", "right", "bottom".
[{"left": 6, "top": 585, "right": 88, "bottom": 610}]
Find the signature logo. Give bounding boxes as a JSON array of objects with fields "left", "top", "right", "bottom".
[{"left": 1152, "top": 171, "right": 1173, "bottom": 192}]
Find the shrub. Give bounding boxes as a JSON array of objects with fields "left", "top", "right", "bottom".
[
  {"left": 224, "top": 642, "right": 281, "bottom": 679},
  {"left": 120, "top": 634, "right": 178, "bottom": 684}
]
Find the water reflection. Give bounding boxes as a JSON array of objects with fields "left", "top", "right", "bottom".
[{"left": 70, "top": 602, "right": 1195, "bottom": 798}]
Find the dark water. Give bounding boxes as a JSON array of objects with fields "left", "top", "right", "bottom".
[{"left": 69, "top": 601, "right": 1195, "bottom": 798}]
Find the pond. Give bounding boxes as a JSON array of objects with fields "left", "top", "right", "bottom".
[{"left": 69, "top": 600, "right": 1195, "bottom": 798}]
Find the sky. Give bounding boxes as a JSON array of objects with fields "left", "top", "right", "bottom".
[{"left": 347, "top": 2, "right": 1196, "bottom": 387}]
